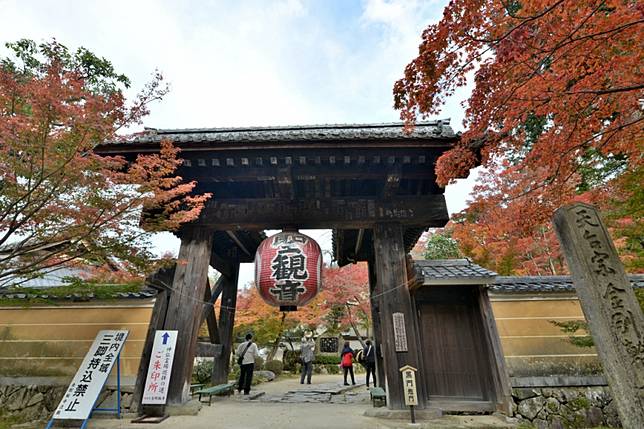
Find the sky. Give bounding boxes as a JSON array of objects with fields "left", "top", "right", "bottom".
[{"left": 0, "top": 0, "right": 478, "bottom": 286}]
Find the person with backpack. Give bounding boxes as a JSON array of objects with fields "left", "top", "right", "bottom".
[
  {"left": 340, "top": 341, "right": 356, "bottom": 386},
  {"left": 236, "top": 333, "right": 259, "bottom": 395},
  {"left": 362, "top": 339, "right": 376, "bottom": 388}
]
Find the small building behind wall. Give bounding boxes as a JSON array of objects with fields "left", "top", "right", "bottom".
[{"left": 410, "top": 259, "right": 512, "bottom": 413}]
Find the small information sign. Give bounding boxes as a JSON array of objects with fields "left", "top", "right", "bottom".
[
  {"left": 52, "top": 330, "right": 128, "bottom": 420},
  {"left": 399, "top": 365, "right": 418, "bottom": 406},
  {"left": 392, "top": 312, "right": 408, "bottom": 352},
  {"left": 142, "top": 330, "right": 178, "bottom": 405}
]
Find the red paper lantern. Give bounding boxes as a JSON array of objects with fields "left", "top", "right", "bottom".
[{"left": 255, "top": 231, "right": 322, "bottom": 311}]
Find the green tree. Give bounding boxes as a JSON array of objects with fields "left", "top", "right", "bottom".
[{"left": 424, "top": 231, "right": 462, "bottom": 260}]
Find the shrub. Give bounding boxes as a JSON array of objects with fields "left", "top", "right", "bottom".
[
  {"left": 264, "top": 360, "right": 284, "bottom": 376},
  {"left": 255, "top": 355, "right": 265, "bottom": 370},
  {"left": 192, "top": 360, "right": 213, "bottom": 385},
  {"left": 315, "top": 354, "right": 341, "bottom": 365},
  {"left": 283, "top": 350, "right": 301, "bottom": 371},
  {"left": 325, "top": 364, "right": 340, "bottom": 374}
]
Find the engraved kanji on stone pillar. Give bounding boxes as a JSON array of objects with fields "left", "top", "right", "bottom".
[{"left": 553, "top": 203, "right": 644, "bottom": 429}]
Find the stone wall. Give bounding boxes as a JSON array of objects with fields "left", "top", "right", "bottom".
[
  {"left": 511, "top": 385, "right": 621, "bottom": 428},
  {"left": 0, "top": 382, "right": 134, "bottom": 425}
]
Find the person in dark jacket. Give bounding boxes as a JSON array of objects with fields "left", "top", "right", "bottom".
[
  {"left": 340, "top": 341, "right": 356, "bottom": 385},
  {"left": 363, "top": 339, "right": 376, "bottom": 387}
]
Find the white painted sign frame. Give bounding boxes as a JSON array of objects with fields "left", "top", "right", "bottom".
[
  {"left": 142, "top": 330, "right": 178, "bottom": 405},
  {"left": 50, "top": 330, "right": 129, "bottom": 421}
]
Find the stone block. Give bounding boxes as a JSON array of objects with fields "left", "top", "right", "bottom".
[
  {"left": 6, "top": 387, "right": 27, "bottom": 411},
  {"left": 547, "top": 415, "right": 565, "bottom": 429},
  {"left": 25, "top": 392, "right": 43, "bottom": 408},
  {"left": 517, "top": 396, "right": 545, "bottom": 420},
  {"left": 585, "top": 406, "right": 603, "bottom": 427},
  {"left": 544, "top": 397, "right": 560, "bottom": 414},
  {"left": 512, "top": 388, "right": 539, "bottom": 400},
  {"left": 121, "top": 392, "right": 132, "bottom": 410}
]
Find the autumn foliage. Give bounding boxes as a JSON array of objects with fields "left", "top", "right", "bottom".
[
  {"left": 232, "top": 263, "right": 370, "bottom": 348},
  {"left": 395, "top": 1, "right": 643, "bottom": 274},
  {"left": 0, "top": 39, "right": 210, "bottom": 286}
]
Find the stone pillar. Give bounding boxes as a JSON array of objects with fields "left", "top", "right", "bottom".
[
  {"left": 553, "top": 203, "right": 644, "bottom": 428},
  {"left": 211, "top": 263, "right": 240, "bottom": 385},
  {"left": 165, "top": 227, "right": 213, "bottom": 404},
  {"left": 372, "top": 222, "right": 426, "bottom": 409}
]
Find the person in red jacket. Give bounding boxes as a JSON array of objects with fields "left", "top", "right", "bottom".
[{"left": 340, "top": 341, "right": 356, "bottom": 386}]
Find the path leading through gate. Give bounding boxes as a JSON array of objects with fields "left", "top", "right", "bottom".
[{"left": 85, "top": 375, "right": 515, "bottom": 429}]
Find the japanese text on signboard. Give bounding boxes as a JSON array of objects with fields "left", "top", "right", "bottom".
[{"left": 52, "top": 330, "right": 128, "bottom": 420}]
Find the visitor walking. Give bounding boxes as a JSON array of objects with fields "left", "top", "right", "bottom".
[
  {"left": 236, "top": 333, "right": 259, "bottom": 395},
  {"left": 363, "top": 339, "right": 376, "bottom": 387},
  {"left": 340, "top": 341, "right": 355, "bottom": 386},
  {"left": 300, "top": 331, "right": 315, "bottom": 384}
]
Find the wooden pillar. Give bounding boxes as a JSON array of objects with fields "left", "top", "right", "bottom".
[
  {"left": 368, "top": 258, "right": 385, "bottom": 388},
  {"left": 131, "top": 266, "right": 175, "bottom": 414},
  {"left": 211, "top": 263, "right": 240, "bottom": 385},
  {"left": 165, "top": 227, "right": 213, "bottom": 404},
  {"left": 476, "top": 285, "right": 512, "bottom": 414},
  {"left": 372, "top": 222, "right": 426, "bottom": 409}
]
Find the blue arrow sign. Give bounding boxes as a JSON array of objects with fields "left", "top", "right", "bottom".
[{"left": 162, "top": 332, "right": 170, "bottom": 345}]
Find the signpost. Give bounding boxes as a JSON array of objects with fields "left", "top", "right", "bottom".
[
  {"left": 392, "top": 312, "right": 408, "bottom": 352},
  {"left": 400, "top": 365, "right": 418, "bottom": 423},
  {"left": 553, "top": 203, "right": 644, "bottom": 428},
  {"left": 46, "top": 330, "right": 128, "bottom": 429},
  {"left": 142, "top": 330, "right": 178, "bottom": 405}
]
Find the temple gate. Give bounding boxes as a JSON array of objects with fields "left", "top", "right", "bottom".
[{"left": 97, "top": 121, "right": 510, "bottom": 412}]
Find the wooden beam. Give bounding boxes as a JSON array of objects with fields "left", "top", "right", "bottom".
[
  {"left": 211, "top": 264, "right": 240, "bottom": 385},
  {"left": 196, "top": 196, "right": 449, "bottom": 229},
  {"left": 131, "top": 266, "right": 175, "bottom": 414},
  {"left": 276, "top": 167, "right": 294, "bottom": 200},
  {"left": 210, "top": 251, "right": 234, "bottom": 277},
  {"left": 202, "top": 280, "right": 221, "bottom": 344},
  {"left": 131, "top": 288, "right": 169, "bottom": 414},
  {"left": 225, "top": 231, "right": 252, "bottom": 256},
  {"left": 368, "top": 259, "right": 385, "bottom": 389},
  {"left": 372, "top": 222, "right": 426, "bottom": 409},
  {"left": 382, "top": 167, "right": 402, "bottom": 198},
  {"left": 187, "top": 164, "right": 438, "bottom": 183},
  {"left": 476, "top": 285, "right": 512, "bottom": 413},
  {"left": 354, "top": 228, "right": 364, "bottom": 256},
  {"left": 164, "top": 228, "right": 213, "bottom": 404},
  {"left": 195, "top": 342, "right": 223, "bottom": 358}
]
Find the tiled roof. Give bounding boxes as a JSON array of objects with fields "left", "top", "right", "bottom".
[
  {"left": 2, "top": 267, "right": 95, "bottom": 289},
  {"left": 414, "top": 259, "right": 497, "bottom": 285},
  {"left": 116, "top": 120, "right": 457, "bottom": 145},
  {"left": 0, "top": 287, "right": 157, "bottom": 302},
  {"left": 491, "top": 274, "right": 644, "bottom": 294}
]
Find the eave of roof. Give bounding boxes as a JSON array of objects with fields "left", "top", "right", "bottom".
[
  {"left": 413, "top": 259, "right": 498, "bottom": 286},
  {"left": 490, "top": 274, "right": 644, "bottom": 294},
  {"left": 99, "top": 120, "right": 458, "bottom": 150}
]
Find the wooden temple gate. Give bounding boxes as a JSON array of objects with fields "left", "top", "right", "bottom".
[{"left": 98, "top": 122, "right": 510, "bottom": 412}]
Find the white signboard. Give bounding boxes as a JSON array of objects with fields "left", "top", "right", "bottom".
[
  {"left": 400, "top": 365, "right": 418, "bottom": 406},
  {"left": 392, "top": 312, "right": 408, "bottom": 352},
  {"left": 142, "top": 330, "right": 178, "bottom": 405},
  {"left": 52, "top": 330, "right": 129, "bottom": 420}
]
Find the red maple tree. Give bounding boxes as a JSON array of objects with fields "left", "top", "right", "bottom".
[
  {"left": 0, "top": 39, "right": 210, "bottom": 286},
  {"left": 395, "top": 1, "right": 643, "bottom": 273},
  {"left": 232, "top": 262, "right": 371, "bottom": 353}
]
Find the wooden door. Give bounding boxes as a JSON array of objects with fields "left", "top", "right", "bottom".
[{"left": 417, "top": 286, "right": 493, "bottom": 401}]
